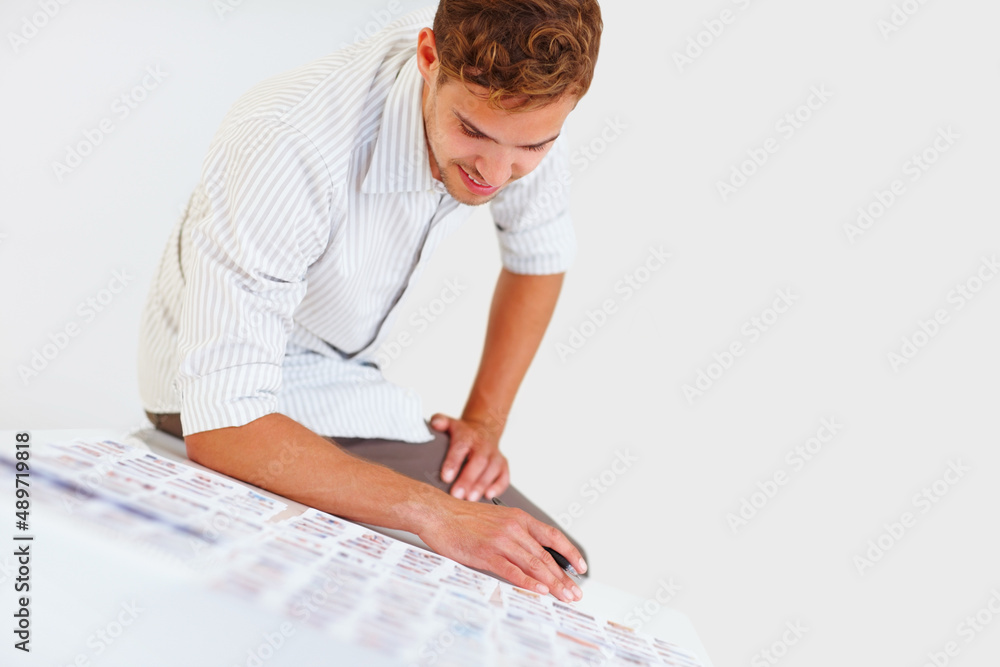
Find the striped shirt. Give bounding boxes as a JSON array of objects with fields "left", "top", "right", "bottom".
[{"left": 137, "top": 7, "right": 576, "bottom": 441}]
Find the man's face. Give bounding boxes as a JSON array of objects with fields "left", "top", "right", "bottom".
[{"left": 417, "top": 29, "right": 577, "bottom": 206}]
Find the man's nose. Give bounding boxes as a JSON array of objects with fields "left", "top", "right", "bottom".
[{"left": 475, "top": 147, "right": 513, "bottom": 187}]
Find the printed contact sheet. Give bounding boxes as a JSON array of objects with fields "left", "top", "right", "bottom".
[{"left": 9, "top": 439, "right": 703, "bottom": 666}]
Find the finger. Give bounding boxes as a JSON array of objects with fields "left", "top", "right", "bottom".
[
  {"left": 488, "top": 555, "right": 549, "bottom": 597},
  {"left": 429, "top": 413, "right": 451, "bottom": 431},
  {"left": 496, "top": 508, "right": 580, "bottom": 602},
  {"left": 507, "top": 537, "right": 580, "bottom": 602},
  {"left": 526, "top": 517, "right": 588, "bottom": 577},
  {"left": 451, "top": 451, "right": 490, "bottom": 501},
  {"left": 440, "top": 438, "right": 471, "bottom": 485},
  {"left": 484, "top": 464, "right": 510, "bottom": 500},
  {"left": 467, "top": 457, "right": 504, "bottom": 502}
]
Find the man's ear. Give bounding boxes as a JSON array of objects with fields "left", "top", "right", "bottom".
[{"left": 416, "top": 27, "right": 439, "bottom": 85}]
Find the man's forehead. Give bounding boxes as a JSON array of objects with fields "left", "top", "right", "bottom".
[{"left": 442, "top": 76, "right": 576, "bottom": 112}]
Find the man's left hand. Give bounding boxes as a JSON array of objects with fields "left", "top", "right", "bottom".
[{"left": 430, "top": 413, "right": 510, "bottom": 502}]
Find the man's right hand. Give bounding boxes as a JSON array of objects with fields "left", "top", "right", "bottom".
[
  {"left": 185, "top": 413, "right": 586, "bottom": 602},
  {"left": 418, "top": 495, "right": 586, "bottom": 602}
]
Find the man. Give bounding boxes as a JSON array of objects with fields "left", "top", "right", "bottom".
[{"left": 138, "top": 0, "right": 602, "bottom": 603}]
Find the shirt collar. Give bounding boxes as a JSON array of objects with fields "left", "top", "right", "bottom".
[{"left": 361, "top": 54, "right": 444, "bottom": 195}]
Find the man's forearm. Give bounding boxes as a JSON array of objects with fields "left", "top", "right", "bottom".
[
  {"left": 185, "top": 411, "right": 588, "bottom": 601},
  {"left": 185, "top": 412, "right": 447, "bottom": 534},
  {"left": 462, "top": 268, "right": 564, "bottom": 431}
]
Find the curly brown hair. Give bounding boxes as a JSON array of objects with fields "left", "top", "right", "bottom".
[{"left": 432, "top": 0, "right": 603, "bottom": 111}]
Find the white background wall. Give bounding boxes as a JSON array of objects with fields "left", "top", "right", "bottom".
[{"left": 2, "top": 1, "right": 999, "bottom": 665}]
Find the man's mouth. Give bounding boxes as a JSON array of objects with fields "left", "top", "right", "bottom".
[{"left": 458, "top": 165, "right": 499, "bottom": 196}]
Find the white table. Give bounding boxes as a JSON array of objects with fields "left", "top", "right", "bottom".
[{"left": 3, "top": 428, "right": 714, "bottom": 667}]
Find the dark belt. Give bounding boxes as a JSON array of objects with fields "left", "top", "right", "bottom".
[{"left": 145, "top": 411, "right": 183, "bottom": 439}]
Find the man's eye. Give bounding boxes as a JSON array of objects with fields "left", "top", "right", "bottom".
[{"left": 461, "top": 124, "right": 548, "bottom": 152}]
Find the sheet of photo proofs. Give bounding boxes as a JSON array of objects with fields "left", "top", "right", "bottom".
[{"left": 6, "top": 439, "right": 703, "bottom": 667}]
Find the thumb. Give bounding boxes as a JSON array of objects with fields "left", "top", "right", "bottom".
[{"left": 430, "top": 413, "right": 450, "bottom": 431}]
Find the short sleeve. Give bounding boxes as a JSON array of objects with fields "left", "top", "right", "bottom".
[
  {"left": 489, "top": 136, "right": 577, "bottom": 275},
  {"left": 175, "top": 119, "right": 332, "bottom": 435}
]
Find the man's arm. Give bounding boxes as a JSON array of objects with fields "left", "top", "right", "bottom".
[
  {"left": 431, "top": 268, "right": 564, "bottom": 501},
  {"left": 185, "top": 412, "right": 585, "bottom": 601}
]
